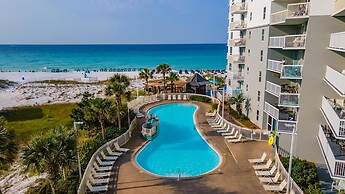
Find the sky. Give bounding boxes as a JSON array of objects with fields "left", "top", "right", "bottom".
[{"left": 0, "top": 0, "right": 229, "bottom": 44}]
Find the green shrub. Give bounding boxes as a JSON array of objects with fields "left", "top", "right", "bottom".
[
  {"left": 189, "top": 95, "right": 211, "bottom": 103},
  {"left": 211, "top": 103, "right": 218, "bottom": 111},
  {"left": 239, "top": 115, "right": 249, "bottom": 121}
]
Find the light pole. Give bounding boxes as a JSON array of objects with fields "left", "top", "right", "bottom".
[
  {"left": 286, "top": 123, "right": 297, "bottom": 194},
  {"left": 74, "top": 121, "right": 84, "bottom": 181},
  {"left": 222, "top": 89, "right": 225, "bottom": 120}
]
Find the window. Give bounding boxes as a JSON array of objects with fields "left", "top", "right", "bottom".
[
  {"left": 263, "top": 7, "right": 266, "bottom": 20},
  {"left": 249, "top": 31, "right": 251, "bottom": 39},
  {"left": 261, "top": 29, "right": 265, "bottom": 41},
  {"left": 246, "top": 84, "right": 248, "bottom": 91},
  {"left": 248, "top": 49, "right": 251, "bottom": 55},
  {"left": 259, "top": 71, "right": 262, "bottom": 82},
  {"left": 256, "top": 110, "right": 260, "bottom": 121},
  {"left": 260, "top": 50, "right": 263, "bottom": 61},
  {"left": 230, "top": 47, "right": 233, "bottom": 55},
  {"left": 250, "top": 12, "right": 252, "bottom": 21},
  {"left": 247, "top": 67, "right": 249, "bottom": 74},
  {"left": 257, "top": 91, "right": 261, "bottom": 101},
  {"left": 230, "top": 32, "right": 233, "bottom": 39}
]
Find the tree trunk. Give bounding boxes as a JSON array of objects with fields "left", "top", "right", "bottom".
[
  {"left": 171, "top": 83, "right": 174, "bottom": 93},
  {"left": 145, "top": 78, "right": 148, "bottom": 94},
  {"left": 117, "top": 108, "right": 121, "bottom": 132},
  {"left": 100, "top": 119, "right": 106, "bottom": 140},
  {"left": 163, "top": 73, "right": 166, "bottom": 93}
]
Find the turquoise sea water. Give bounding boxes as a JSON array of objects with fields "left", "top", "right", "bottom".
[
  {"left": 0, "top": 44, "right": 227, "bottom": 71},
  {"left": 135, "top": 103, "right": 221, "bottom": 177}
]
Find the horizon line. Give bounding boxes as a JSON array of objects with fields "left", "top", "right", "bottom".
[{"left": 0, "top": 42, "right": 227, "bottom": 46}]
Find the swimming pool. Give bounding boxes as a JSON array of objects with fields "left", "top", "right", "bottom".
[{"left": 135, "top": 103, "right": 222, "bottom": 177}]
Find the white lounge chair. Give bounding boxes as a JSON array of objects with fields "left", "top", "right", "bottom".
[
  {"left": 167, "top": 95, "right": 171, "bottom": 100},
  {"left": 253, "top": 159, "right": 272, "bottom": 170},
  {"left": 205, "top": 110, "right": 216, "bottom": 117},
  {"left": 114, "top": 142, "right": 129, "bottom": 152},
  {"left": 89, "top": 174, "right": 109, "bottom": 185},
  {"left": 172, "top": 95, "right": 176, "bottom": 100},
  {"left": 91, "top": 168, "right": 111, "bottom": 178},
  {"left": 259, "top": 172, "right": 280, "bottom": 184},
  {"left": 263, "top": 179, "right": 287, "bottom": 192},
  {"left": 106, "top": 146, "right": 122, "bottom": 156},
  {"left": 332, "top": 179, "right": 345, "bottom": 191},
  {"left": 210, "top": 119, "right": 223, "bottom": 128},
  {"left": 207, "top": 115, "right": 219, "bottom": 123},
  {"left": 96, "top": 156, "right": 114, "bottom": 166},
  {"left": 221, "top": 127, "right": 235, "bottom": 136},
  {"left": 255, "top": 165, "right": 277, "bottom": 176},
  {"left": 228, "top": 134, "right": 243, "bottom": 143},
  {"left": 177, "top": 95, "right": 182, "bottom": 100},
  {"left": 100, "top": 151, "right": 117, "bottom": 161},
  {"left": 93, "top": 162, "right": 112, "bottom": 172},
  {"left": 214, "top": 123, "right": 227, "bottom": 130},
  {"left": 224, "top": 131, "right": 239, "bottom": 139},
  {"left": 183, "top": 95, "right": 187, "bottom": 100},
  {"left": 248, "top": 152, "right": 267, "bottom": 164},
  {"left": 87, "top": 181, "right": 108, "bottom": 192}
]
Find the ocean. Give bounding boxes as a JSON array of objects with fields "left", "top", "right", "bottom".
[{"left": 0, "top": 44, "right": 227, "bottom": 72}]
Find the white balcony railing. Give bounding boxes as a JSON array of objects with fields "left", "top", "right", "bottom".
[
  {"left": 266, "top": 81, "right": 281, "bottom": 97},
  {"left": 264, "top": 102, "right": 279, "bottom": 120},
  {"left": 269, "top": 36, "right": 285, "bottom": 48},
  {"left": 279, "top": 93, "right": 300, "bottom": 107},
  {"left": 277, "top": 120, "right": 297, "bottom": 133},
  {"left": 228, "top": 38, "right": 246, "bottom": 47},
  {"left": 229, "top": 71, "right": 244, "bottom": 81},
  {"left": 271, "top": 10, "right": 288, "bottom": 24},
  {"left": 287, "top": 3, "right": 309, "bottom": 18},
  {"left": 284, "top": 34, "right": 306, "bottom": 48},
  {"left": 324, "top": 66, "right": 345, "bottom": 96},
  {"left": 321, "top": 97, "right": 345, "bottom": 138},
  {"left": 281, "top": 65, "right": 303, "bottom": 79},
  {"left": 228, "top": 55, "right": 245, "bottom": 64},
  {"left": 230, "top": 2, "right": 248, "bottom": 14},
  {"left": 329, "top": 32, "right": 345, "bottom": 51},
  {"left": 267, "top": 59, "right": 282, "bottom": 73},
  {"left": 229, "top": 21, "right": 247, "bottom": 30}
]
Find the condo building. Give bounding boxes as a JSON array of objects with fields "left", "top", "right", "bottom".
[{"left": 227, "top": 0, "right": 345, "bottom": 181}]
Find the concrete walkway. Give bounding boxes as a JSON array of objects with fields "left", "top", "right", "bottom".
[{"left": 106, "top": 101, "right": 274, "bottom": 194}]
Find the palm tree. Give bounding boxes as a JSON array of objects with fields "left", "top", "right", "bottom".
[
  {"left": 244, "top": 97, "right": 252, "bottom": 117},
  {"left": 228, "top": 93, "right": 245, "bottom": 115},
  {"left": 88, "top": 98, "right": 113, "bottom": 140},
  {"left": 166, "top": 72, "right": 179, "bottom": 93},
  {"left": 22, "top": 126, "right": 77, "bottom": 192},
  {"left": 0, "top": 116, "right": 18, "bottom": 166},
  {"left": 105, "top": 74, "right": 130, "bottom": 131},
  {"left": 139, "top": 68, "right": 153, "bottom": 93},
  {"left": 156, "top": 63, "right": 171, "bottom": 93}
]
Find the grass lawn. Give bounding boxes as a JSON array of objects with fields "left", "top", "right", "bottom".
[{"left": 0, "top": 103, "right": 77, "bottom": 144}]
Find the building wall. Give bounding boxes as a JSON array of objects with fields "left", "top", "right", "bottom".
[{"left": 247, "top": 0, "right": 271, "bottom": 28}]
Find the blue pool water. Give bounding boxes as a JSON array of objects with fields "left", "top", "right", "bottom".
[{"left": 135, "top": 103, "right": 221, "bottom": 177}]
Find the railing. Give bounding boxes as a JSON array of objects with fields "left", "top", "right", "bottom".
[
  {"left": 329, "top": 31, "right": 345, "bottom": 51},
  {"left": 321, "top": 96, "right": 345, "bottom": 138},
  {"left": 231, "top": 88, "right": 243, "bottom": 96},
  {"left": 230, "top": 2, "right": 247, "bottom": 13},
  {"left": 267, "top": 59, "right": 282, "bottom": 73},
  {"left": 269, "top": 36, "right": 285, "bottom": 48},
  {"left": 277, "top": 120, "right": 297, "bottom": 133},
  {"left": 333, "top": 0, "right": 345, "bottom": 16},
  {"left": 287, "top": 3, "right": 309, "bottom": 18},
  {"left": 78, "top": 118, "right": 138, "bottom": 194},
  {"left": 229, "top": 21, "right": 247, "bottom": 30},
  {"left": 228, "top": 71, "right": 244, "bottom": 81},
  {"left": 228, "top": 55, "right": 245, "bottom": 63},
  {"left": 279, "top": 93, "right": 300, "bottom": 107},
  {"left": 228, "top": 38, "right": 246, "bottom": 47},
  {"left": 324, "top": 66, "right": 345, "bottom": 96},
  {"left": 271, "top": 10, "right": 288, "bottom": 24},
  {"left": 281, "top": 65, "right": 303, "bottom": 79},
  {"left": 285, "top": 34, "right": 306, "bottom": 49},
  {"left": 266, "top": 81, "right": 281, "bottom": 97},
  {"left": 264, "top": 102, "right": 279, "bottom": 120}
]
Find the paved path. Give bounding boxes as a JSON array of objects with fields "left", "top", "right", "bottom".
[{"left": 106, "top": 101, "right": 274, "bottom": 194}]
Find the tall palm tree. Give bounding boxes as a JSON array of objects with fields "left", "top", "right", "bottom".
[
  {"left": 22, "top": 126, "right": 77, "bottom": 192},
  {"left": 244, "top": 97, "right": 252, "bottom": 117},
  {"left": 139, "top": 68, "right": 153, "bottom": 93},
  {"left": 166, "top": 72, "right": 179, "bottom": 93},
  {"left": 88, "top": 98, "right": 113, "bottom": 140},
  {"left": 156, "top": 63, "right": 171, "bottom": 93},
  {"left": 105, "top": 74, "right": 130, "bottom": 131},
  {"left": 228, "top": 93, "right": 245, "bottom": 115},
  {"left": 0, "top": 116, "right": 18, "bottom": 166}
]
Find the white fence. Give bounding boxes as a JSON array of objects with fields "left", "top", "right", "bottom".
[
  {"left": 324, "top": 66, "right": 345, "bottom": 96},
  {"left": 266, "top": 81, "right": 281, "bottom": 97}
]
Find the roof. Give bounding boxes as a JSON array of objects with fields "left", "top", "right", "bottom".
[{"left": 188, "top": 73, "right": 209, "bottom": 87}]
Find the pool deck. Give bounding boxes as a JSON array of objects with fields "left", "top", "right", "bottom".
[{"left": 106, "top": 101, "right": 275, "bottom": 194}]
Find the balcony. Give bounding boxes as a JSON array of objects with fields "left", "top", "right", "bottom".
[
  {"left": 324, "top": 66, "right": 345, "bottom": 97},
  {"left": 230, "top": 2, "right": 247, "bottom": 14},
  {"left": 279, "top": 93, "right": 300, "bottom": 107},
  {"left": 228, "top": 71, "right": 244, "bottom": 81},
  {"left": 333, "top": 0, "right": 345, "bottom": 16},
  {"left": 317, "top": 125, "right": 345, "bottom": 179},
  {"left": 228, "top": 55, "right": 245, "bottom": 64},
  {"left": 266, "top": 81, "right": 300, "bottom": 107},
  {"left": 269, "top": 34, "right": 306, "bottom": 49},
  {"left": 228, "top": 38, "right": 246, "bottom": 47},
  {"left": 329, "top": 32, "right": 345, "bottom": 52},
  {"left": 271, "top": 3, "right": 309, "bottom": 25},
  {"left": 231, "top": 88, "right": 243, "bottom": 96},
  {"left": 267, "top": 59, "right": 303, "bottom": 79},
  {"left": 269, "top": 36, "right": 285, "bottom": 48},
  {"left": 267, "top": 59, "right": 282, "bottom": 73},
  {"left": 264, "top": 102, "right": 298, "bottom": 133},
  {"left": 266, "top": 81, "right": 281, "bottom": 97},
  {"left": 229, "top": 21, "right": 247, "bottom": 31},
  {"left": 321, "top": 96, "right": 345, "bottom": 139}
]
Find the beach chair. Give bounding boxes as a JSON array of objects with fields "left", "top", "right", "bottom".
[
  {"left": 259, "top": 172, "right": 280, "bottom": 184},
  {"left": 210, "top": 119, "right": 223, "bottom": 128},
  {"left": 106, "top": 146, "right": 123, "bottom": 156},
  {"left": 222, "top": 127, "right": 236, "bottom": 136},
  {"left": 177, "top": 95, "right": 182, "bottom": 100},
  {"left": 214, "top": 122, "right": 227, "bottom": 130},
  {"left": 96, "top": 156, "right": 114, "bottom": 166},
  {"left": 89, "top": 174, "right": 109, "bottom": 185},
  {"left": 227, "top": 134, "right": 242, "bottom": 143},
  {"left": 183, "top": 95, "right": 187, "bottom": 101},
  {"left": 167, "top": 95, "right": 171, "bottom": 100},
  {"left": 87, "top": 181, "right": 108, "bottom": 193},
  {"left": 91, "top": 168, "right": 111, "bottom": 178},
  {"left": 93, "top": 162, "right": 112, "bottom": 172},
  {"left": 332, "top": 179, "right": 345, "bottom": 191},
  {"left": 255, "top": 165, "right": 277, "bottom": 177},
  {"left": 114, "top": 142, "right": 129, "bottom": 152},
  {"left": 248, "top": 152, "right": 267, "bottom": 164},
  {"left": 207, "top": 115, "right": 219, "bottom": 124},
  {"left": 205, "top": 110, "right": 216, "bottom": 117},
  {"left": 216, "top": 125, "right": 230, "bottom": 133},
  {"left": 172, "top": 94, "right": 176, "bottom": 100},
  {"left": 253, "top": 159, "right": 272, "bottom": 170},
  {"left": 100, "top": 151, "right": 117, "bottom": 161},
  {"left": 224, "top": 131, "right": 239, "bottom": 139},
  {"left": 263, "top": 179, "right": 287, "bottom": 193}
]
